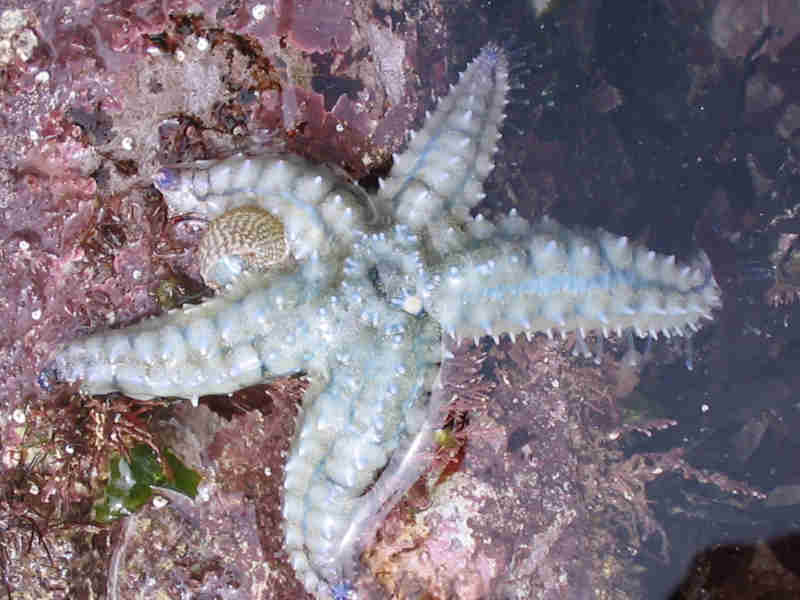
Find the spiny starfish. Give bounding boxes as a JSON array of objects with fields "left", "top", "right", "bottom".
[{"left": 43, "top": 43, "right": 720, "bottom": 598}]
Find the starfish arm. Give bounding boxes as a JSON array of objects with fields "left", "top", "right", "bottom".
[
  {"left": 155, "top": 153, "right": 371, "bottom": 261},
  {"left": 47, "top": 273, "right": 329, "bottom": 403},
  {"left": 424, "top": 215, "right": 722, "bottom": 344},
  {"left": 377, "top": 43, "right": 509, "bottom": 248},
  {"left": 283, "top": 316, "right": 441, "bottom": 597}
]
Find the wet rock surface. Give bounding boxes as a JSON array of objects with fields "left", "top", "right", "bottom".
[{"left": 3, "top": 1, "right": 800, "bottom": 599}]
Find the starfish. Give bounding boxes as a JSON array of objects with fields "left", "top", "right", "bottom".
[{"left": 43, "top": 43, "right": 721, "bottom": 598}]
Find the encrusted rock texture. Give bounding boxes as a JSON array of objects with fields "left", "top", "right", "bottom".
[
  {"left": 4, "top": 0, "right": 800, "bottom": 599},
  {"left": 0, "top": 0, "right": 449, "bottom": 597},
  {"left": 1, "top": 0, "right": 448, "bottom": 409}
]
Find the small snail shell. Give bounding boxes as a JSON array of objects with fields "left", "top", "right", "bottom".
[{"left": 198, "top": 206, "right": 291, "bottom": 290}]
